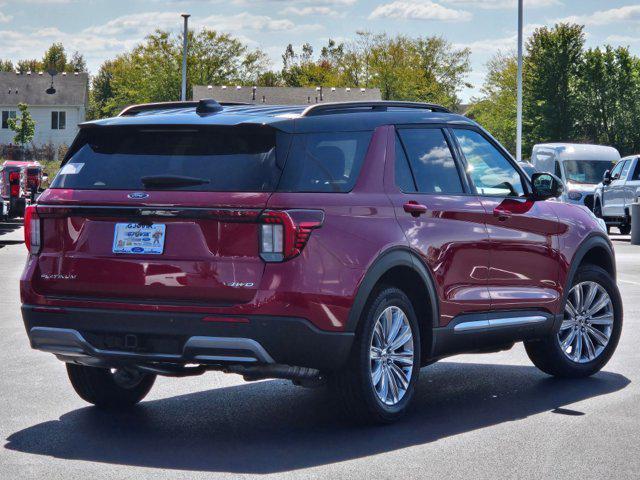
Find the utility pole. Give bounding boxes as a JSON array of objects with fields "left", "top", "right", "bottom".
[
  {"left": 516, "top": 0, "right": 523, "bottom": 162},
  {"left": 181, "top": 13, "right": 190, "bottom": 101}
]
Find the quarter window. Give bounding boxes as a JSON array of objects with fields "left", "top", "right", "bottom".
[
  {"left": 397, "top": 128, "right": 463, "bottom": 194},
  {"left": 1, "top": 110, "right": 16, "bottom": 129},
  {"left": 51, "top": 111, "right": 66, "bottom": 130},
  {"left": 276, "top": 131, "right": 372, "bottom": 193},
  {"left": 394, "top": 135, "right": 416, "bottom": 192},
  {"left": 453, "top": 129, "right": 525, "bottom": 197}
]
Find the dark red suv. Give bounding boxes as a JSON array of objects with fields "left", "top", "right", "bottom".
[{"left": 21, "top": 100, "right": 622, "bottom": 423}]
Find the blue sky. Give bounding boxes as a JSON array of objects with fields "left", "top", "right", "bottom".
[{"left": 1, "top": 0, "right": 640, "bottom": 101}]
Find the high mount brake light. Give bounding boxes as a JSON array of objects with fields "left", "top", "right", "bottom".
[
  {"left": 24, "top": 205, "right": 41, "bottom": 254},
  {"left": 259, "top": 210, "right": 324, "bottom": 262}
]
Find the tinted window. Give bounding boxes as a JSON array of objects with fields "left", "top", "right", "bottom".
[
  {"left": 555, "top": 161, "right": 562, "bottom": 178},
  {"left": 395, "top": 136, "right": 416, "bottom": 192},
  {"left": 277, "top": 131, "right": 372, "bottom": 193},
  {"left": 632, "top": 160, "right": 640, "bottom": 180},
  {"left": 398, "top": 128, "right": 463, "bottom": 194},
  {"left": 453, "top": 129, "right": 524, "bottom": 197},
  {"left": 52, "top": 125, "right": 284, "bottom": 192}
]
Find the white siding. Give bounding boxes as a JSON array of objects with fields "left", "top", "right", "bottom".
[{"left": 0, "top": 105, "right": 83, "bottom": 150}]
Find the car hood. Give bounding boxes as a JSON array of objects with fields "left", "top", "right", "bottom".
[{"left": 565, "top": 182, "right": 598, "bottom": 193}]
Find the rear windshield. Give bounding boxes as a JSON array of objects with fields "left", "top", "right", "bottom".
[
  {"left": 52, "top": 126, "right": 372, "bottom": 193},
  {"left": 52, "top": 126, "right": 284, "bottom": 192}
]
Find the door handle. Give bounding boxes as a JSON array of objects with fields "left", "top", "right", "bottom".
[{"left": 403, "top": 201, "right": 428, "bottom": 217}]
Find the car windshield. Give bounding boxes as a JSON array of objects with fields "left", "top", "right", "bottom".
[{"left": 562, "top": 160, "right": 616, "bottom": 184}]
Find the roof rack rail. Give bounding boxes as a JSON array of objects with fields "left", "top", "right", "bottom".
[
  {"left": 300, "top": 101, "right": 451, "bottom": 117},
  {"left": 118, "top": 99, "right": 249, "bottom": 117}
]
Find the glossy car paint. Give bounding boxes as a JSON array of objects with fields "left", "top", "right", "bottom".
[
  {"left": 479, "top": 196, "right": 562, "bottom": 312},
  {"left": 20, "top": 109, "right": 610, "bottom": 343},
  {"left": 383, "top": 127, "right": 492, "bottom": 326}
]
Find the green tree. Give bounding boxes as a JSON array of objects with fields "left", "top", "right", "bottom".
[
  {"left": 91, "top": 29, "right": 269, "bottom": 118},
  {"left": 576, "top": 46, "right": 640, "bottom": 155},
  {"left": 524, "top": 23, "right": 585, "bottom": 152},
  {"left": 468, "top": 53, "right": 518, "bottom": 154},
  {"left": 278, "top": 32, "right": 471, "bottom": 110},
  {"left": 42, "top": 42, "right": 67, "bottom": 73},
  {"left": 0, "top": 59, "right": 14, "bottom": 72},
  {"left": 7, "top": 103, "right": 36, "bottom": 151},
  {"left": 16, "top": 59, "right": 41, "bottom": 74},
  {"left": 69, "top": 51, "right": 87, "bottom": 73}
]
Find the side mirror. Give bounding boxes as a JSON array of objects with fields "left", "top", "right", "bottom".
[
  {"left": 603, "top": 170, "right": 612, "bottom": 185},
  {"left": 531, "top": 172, "right": 564, "bottom": 201}
]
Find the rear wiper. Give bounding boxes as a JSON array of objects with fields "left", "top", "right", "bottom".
[{"left": 141, "top": 175, "right": 210, "bottom": 188}]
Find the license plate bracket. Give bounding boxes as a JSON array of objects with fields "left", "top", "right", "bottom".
[{"left": 112, "top": 223, "right": 166, "bottom": 255}]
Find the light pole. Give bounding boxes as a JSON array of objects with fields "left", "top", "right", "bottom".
[
  {"left": 181, "top": 13, "right": 190, "bottom": 101},
  {"left": 516, "top": 0, "right": 523, "bottom": 162}
]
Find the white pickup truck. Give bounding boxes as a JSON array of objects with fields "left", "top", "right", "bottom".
[{"left": 593, "top": 155, "right": 640, "bottom": 234}]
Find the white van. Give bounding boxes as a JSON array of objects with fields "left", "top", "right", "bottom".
[{"left": 531, "top": 143, "right": 620, "bottom": 210}]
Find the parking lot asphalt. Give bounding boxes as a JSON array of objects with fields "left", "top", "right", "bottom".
[{"left": 1, "top": 228, "right": 640, "bottom": 480}]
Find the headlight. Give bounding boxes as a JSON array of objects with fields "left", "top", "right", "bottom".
[{"left": 568, "top": 191, "right": 582, "bottom": 201}]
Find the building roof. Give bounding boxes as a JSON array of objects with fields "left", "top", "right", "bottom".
[
  {"left": 0, "top": 71, "right": 88, "bottom": 107},
  {"left": 192, "top": 85, "right": 382, "bottom": 105},
  {"left": 85, "top": 102, "right": 475, "bottom": 134}
]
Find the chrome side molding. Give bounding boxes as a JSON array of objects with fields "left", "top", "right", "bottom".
[{"left": 454, "top": 315, "right": 547, "bottom": 333}]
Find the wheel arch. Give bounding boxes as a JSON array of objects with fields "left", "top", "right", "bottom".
[
  {"left": 564, "top": 234, "right": 616, "bottom": 304},
  {"left": 346, "top": 247, "right": 439, "bottom": 363}
]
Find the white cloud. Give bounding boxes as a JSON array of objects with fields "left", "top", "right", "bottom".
[
  {"left": 443, "top": 0, "right": 560, "bottom": 9},
  {"left": 607, "top": 34, "right": 640, "bottom": 45},
  {"left": 369, "top": 0, "right": 472, "bottom": 22},
  {"left": 281, "top": 6, "right": 342, "bottom": 18},
  {"left": 559, "top": 6, "right": 640, "bottom": 26},
  {"left": 0, "top": 11, "right": 12, "bottom": 23}
]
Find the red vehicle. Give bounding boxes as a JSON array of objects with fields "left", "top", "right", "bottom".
[
  {"left": 20, "top": 100, "right": 622, "bottom": 423},
  {"left": 1, "top": 160, "right": 30, "bottom": 219}
]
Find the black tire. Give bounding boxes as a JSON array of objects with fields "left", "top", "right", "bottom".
[
  {"left": 619, "top": 223, "right": 631, "bottom": 235},
  {"left": 66, "top": 364, "right": 156, "bottom": 409},
  {"left": 330, "top": 286, "right": 421, "bottom": 424},
  {"left": 525, "top": 265, "right": 622, "bottom": 378},
  {"left": 593, "top": 200, "right": 603, "bottom": 218}
]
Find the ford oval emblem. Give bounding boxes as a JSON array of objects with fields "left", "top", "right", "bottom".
[
  {"left": 131, "top": 247, "right": 144, "bottom": 253},
  {"left": 128, "top": 192, "right": 149, "bottom": 199}
]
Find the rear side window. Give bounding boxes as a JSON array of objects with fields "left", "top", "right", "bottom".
[
  {"left": 277, "top": 131, "right": 372, "bottom": 193},
  {"left": 632, "top": 160, "right": 640, "bottom": 180},
  {"left": 620, "top": 160, "right": 632, "bottom": 180},
  {"left": 52, "top": 125, "right": 285, "bottom": 192},
  {"left": 397, "top": 128, "right": 463, "bottom": 194}
]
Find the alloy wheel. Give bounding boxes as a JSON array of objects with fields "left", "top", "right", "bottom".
[
  {"left": 558, "top": 281, "right": 614, "bottom": 364},
  {"left": 369, "top": 306, "right": 415, "bottom": 406}
]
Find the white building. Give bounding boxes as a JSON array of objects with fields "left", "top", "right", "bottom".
[
  {"left": 0, "top": 71, "right": 88, "bottom": 150},
  {"left": 193, "top": 85, "right": 382, "bottom": 105}
]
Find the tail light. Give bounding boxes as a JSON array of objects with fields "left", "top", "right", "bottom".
[
  {"left": 259, "top": 210, "right": 324, "bottom": 262},
  {"left": 24, "top": 205, "right": 41, "bottom": 254},
  {"left": 9, "top": 171, "right": 20, "bottom": 197}
]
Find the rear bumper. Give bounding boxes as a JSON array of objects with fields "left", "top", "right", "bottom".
[{"left": 22, "top": 305, "right": 354, "bottom": 371}]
